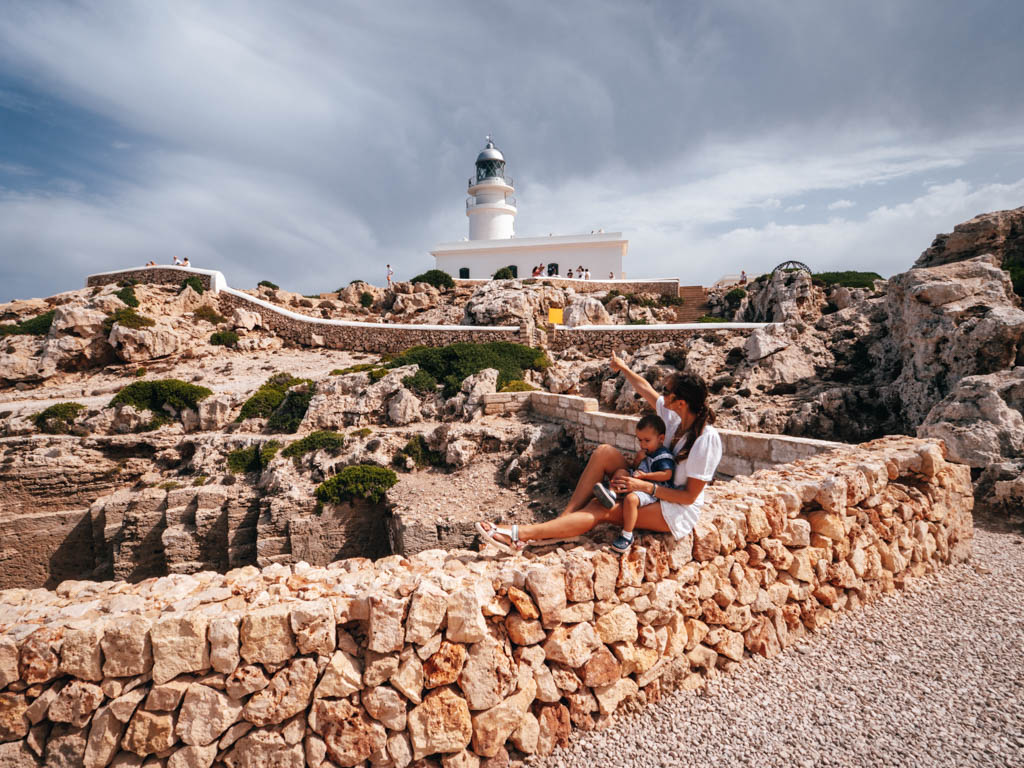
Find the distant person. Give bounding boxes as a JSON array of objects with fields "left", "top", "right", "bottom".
[
  {"left": 567, "top": 269, "right": 574, "bottom": 279},
  {"left": 145, "top": 260, "right": 156, "bottom": 266},
  {"left": 584, "top": 268, "right": 591, "bottom": 280},
  {"left": 386, "top": 264, "right": 394, "bottom": 287},
  {"left": 172, "top": 256, "right": 182, "bottom": 265},
  {"left": 182, "top": 257, "right": 191, "bottom": 268},
  {"left": 609, "top": 271, "right": 615, "bottom": 279},
  {"left": 740, "top": 270, "right": 747, "bottom": 285}
]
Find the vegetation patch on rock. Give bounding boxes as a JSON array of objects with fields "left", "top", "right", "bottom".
[
  {"left": 237, "top": 373, "right": 309, "bottom": 420},
  {"left": 266, "top": 385, "right": 316, "bottom": 433},
  {"left": 500, "top": 379, "right": 536, "bottom": 392},
  {"left": 281, "top": 430, "right": 346, "bottom": 460},
  {"left": 33, "top": 402, "right": 86, "bottom": 434},
  {"left": 227, "top": 441, "right": 281, "bottom": 474},
  {"left": 114, "top": 285, "right": 140, "bottom": 308},
  {"left": 193, "top": 305, "right": 226, "bottom": 324},
  {"left": 103, "top": 308, "right": 156, "bottom": 334},
  {"left": 179, "top": 276, "right": 205, "bottom": 294},
  {"left": 359, "top": 291, "right": 374, "bottom": 308},
  {"left": 0, "top": 310, "right": 55, "bottom": 337},
  {"left": 110, "top": 379, "right": 213, "bottom": 416},
  {"left": 401, "top": 369, "right": 438, "bottom": 395},
  {"left": 315, "top": 464, "right": 398, "bottom": 505},
  {"left": 388, "top": 341, "right": 549, "bottom": 396},
  {"left": 409, "top": 269, "right": 454, "bottom": 290},
  {"left": 813, "top": 271, "right": 884, "bottom": 289},
  {"left": 257, "top": 280, "right": 280, "bottom": 290},
  {"left": 393, "top": 434, "right": 444, "bottom": 469},
  {"left": 209, "top": 330, "right": 239, "bottom": 347}
]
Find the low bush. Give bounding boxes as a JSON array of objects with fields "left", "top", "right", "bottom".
[
  {"left": 409, "top": 269, "right": 455, "bottom": 290},
  {"left": 135, "top": 367, "right": 147, "bottom": 377},
  {"left": 193, "top": 305, "right": 226, "bottom": 324},
  {"left": 192, "top": 474, "right": 208, "bottom": 486},
  {"left": 393, "top": 434, "right": 445, "bottom": 469},
  {"left": 331, "top": 363, "right": 377, "bottom": 375},
  {"left": 102, "top": 308, "right": 155, "bottom": 334},
  {"left": 724, "top": 287, "right": 747, "bottom": 308},
  {"left": 180, "top": 276, "right": 205, "bottom": 295},
  {"left": 114, "top": 285, "right": 140, "bottom": 308},
  {"left": 388, "top": 341, "right": 550, "bottom": 396},
  {"left": 34, "top": 402, "right": 86, "bottom": 434},
  {"left": 359, "top": 291, "right": 374, "bottom": 308},
  {"left": 0, "top": 310, "right": 55, "bottom": 337},
  {"left": 159, "top": 481, "right": 182, "bottom": 491},
  {"left": 315, "top": 464, "right": 398, "bottom": 505},
  {"left": 1007, "top": 260, "right": 1024, "bottom": 298},
  {"left": 493, "top": 266, "right": 515, "bottom": 280},
  {"left": 402, "top": 369, "right": 438, "bottom": 395},
  {"left": 368, "top": 367, "right": 389, "bottom": 383},
  {"left": 110, "top": 379, "right": 213, "bottom": 415},
  {"left": 659, "top": 294, "right": 685, "bottom": 307},
  {"left": 237, "top": 373, "right": 309, "bottom": 420},
  {"left": 281, "top": 430, "right": 346, "bottom": 459},
  {"left": 627, "top": 318, "right": 650, "bottom": 325},
  {"left": 210, "top": 330, "right": 239, "bottom": 347},
  {"left": 227, "top": 441, "right": 281, "bottom": 474},
  {"left": 257, "top": 280, "right": 280, "bottom": 290},
  {"left": 265, "top": 385, "right": 316, "bottom": 434},
  {"left": 500, "top": 379, "right": 536, "bottom": 392},
  {"left": 812, "top": 271, "right": 884, "bottom": 289},
  {"left": 697, "top": 315, "right": 730, "bottom": 323},
  {"left": 351, "top": 427, "right": 372, "bottom": 438}
]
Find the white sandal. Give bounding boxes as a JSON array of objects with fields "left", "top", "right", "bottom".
[{"left": 475, "top": 522, "right": 525, "bottom": 554}]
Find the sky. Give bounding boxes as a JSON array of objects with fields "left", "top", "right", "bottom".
[{"left": 1, "top": 0, "right": 1023, "bottom": 302}]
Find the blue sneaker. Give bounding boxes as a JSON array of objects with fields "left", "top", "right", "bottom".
[
  {"left": 611, "top": 531, "right": 634, "bottom": 554},
  {"left": 593, "top": 483, "right": 617, "bottom": 509}
]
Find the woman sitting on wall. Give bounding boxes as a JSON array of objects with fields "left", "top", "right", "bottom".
[{"left": 477, "top": 354, "right": 722, "bottom": 552}]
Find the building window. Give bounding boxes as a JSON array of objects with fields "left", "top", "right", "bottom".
[
  {"left": 547, "top": 263, "right": 559, "bottom": 276},
  {"left": 459, "top": 267, "right": 470, "bottom": 279}
]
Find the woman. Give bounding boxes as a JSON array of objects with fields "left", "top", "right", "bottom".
[{"left": 477, "top": 353, "right": 722, "bottom": 551}]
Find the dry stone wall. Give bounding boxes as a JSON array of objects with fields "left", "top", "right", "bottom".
[
  {"left": 456, "top": 278, "right": 684, "bottom": 297},
  {"left": 0, "top": 436, "right": 973, "bottom": 767},
  {"left": 482, "top": 391, "right": 844, "bottom": 477},
  {"left": 548, "top": 324, "right": 772, "bottom": 355},
  {"left": 86, "top": 267, "right": 215, "bottom": 292}
]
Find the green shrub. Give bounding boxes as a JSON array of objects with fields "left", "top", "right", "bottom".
[
  {"left": 724, "top": 287, "right": 747, "bottom": 308},
  {"left": 351, "top": 427, "right": 372, "bottom": 438},
  {"left": 500, "top": 379, "right": 536, "bottom": 392},
  {"left": 0, "top": 310, "right": 55, "bottom": 337},
  {"left": 115, "top": 285, "right": 140, "bottom": 308},
  {"left": 265, "top": 385, "right": 316, "bottom": 434},
  {"left": 697, "top": 315, "right": 730, "bottom": 323},
  {"left": 257, "top": 280, "right": 280, "bottom": 290},
  {"left": 192, "top": 474, "right": 208, "bottom": 486},
  {"left": 812, "top": 271, "right": 884, "bottom": 289},
  {"left": 331, "top": 363, "right": 379, "bottom": 375},
  {"left": 180, "top": 276, "right": 205, "bottom": 294},
  {"left": 359, "top": 291, "right": 374, "bottom": 308},
  {"left": 193, "top": 305, "right": 226, "bottom": 324},
  {"left": 493, "top": 266, "right": 514, "bottom": 280},
  {"left": 1007, "top": 260, "right": 1024, "bottom": 298},
  {"left": 315, "top": 465, "right": 398, "bottom": 504},
  {"left": 409, "top": 269, "right": 455, "bottom": 290},
  {"left": 237, "top": 373, "right": 309, "bottom": 420},
  {"left": 135, "top": 367, "right": 147, "bottom": 377},
  {"left": 102, "top": 308, "right": 155, "bottom": 334},
  {"left": 281, "top": 430, "right": 346, "bottom": 459},
  {"left": 368, "top": 367, "right": 389, "bottom": 383},
  {"left": 393, "top": 434, "right": 444, "bottom": 469},
  {"left": 402, "top": 369, "right": 438, "bottom": 395},
  {"left": 388, "top": 341, "right": 550, "bottom": 396},
  {"left": 109, "top": 379, "right": 213, "bottom": 415},
  {"left": 658, "top": 295, "right": 685, "bottom": 307},
  {"left": 159, "top": 481, "right": 182, "bottom": 491},
  {"left": 627, "top": 318, "right": 650, "bottom": 325},
  {"left": 34, "top": 402, "right": 86, "bottom": 434},
  {"left": 210, "top": 330, "right": 239, "bottom": 347},
  {"left": 227, "top": 441, "right": 281, "bottom": 474}
]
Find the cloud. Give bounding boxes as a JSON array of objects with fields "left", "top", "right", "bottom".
[
  {"left": 784, "top": 204, "right": 806, "bottom": 212},
  {"left": 827, "top": 199, "right": 856, "bottom": 210}
]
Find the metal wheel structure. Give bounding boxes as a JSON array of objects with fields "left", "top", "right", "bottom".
[{"left": 770, "top": 260, "right": 812, "bottom": 278}]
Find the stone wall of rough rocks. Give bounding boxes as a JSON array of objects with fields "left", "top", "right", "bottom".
[
  {"left": 86, "top": 268, "right": 212, "bottom": 291},
  {"left": 482, "top": 391, "right": 844, "bottom": 477},
  {"left": 455, "top": 278, "right": 684, "bottom": 297},
  {"left": 217, "top": 291, "right": 529, "bottom": 354},
  {"left": 0, "top": 435, "right": 973, "bottom": 767},
  {"left": 547, "top": 326, "right": 758, "bottom": 355}
]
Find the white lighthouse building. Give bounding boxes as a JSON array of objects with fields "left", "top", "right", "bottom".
[{"left": 431, "top": 138, "right": 627, "bottom": 280}]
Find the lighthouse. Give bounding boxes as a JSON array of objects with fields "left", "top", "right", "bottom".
[
  {"left": 431, "top": 138, "right": 627, "bottom": 280},
  {"left": 467, "top": 137, "right": 517, "bottom": 240}
]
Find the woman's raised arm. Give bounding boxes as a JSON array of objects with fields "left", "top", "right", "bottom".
[{"left": 610, "top": 352, "right": 660, "bottom": 409}]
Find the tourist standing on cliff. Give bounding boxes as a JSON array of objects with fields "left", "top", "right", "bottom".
[
  {"left": 386, "top": 264, "right": 394, "bottom": 287},
  {"left": 477, "top": 357, "right": 721, "bottom": 551}
]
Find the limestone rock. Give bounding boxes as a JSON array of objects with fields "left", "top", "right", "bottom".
[
  {"left": 361, "top": 685, "right": 407, "bottom": 731},
  {"left": 367, "top": 595, "right": 407, "bottom": 653},
  {"left": 407, "top": 687, "right": 472, "bottom": 760},
  {"left": 446, "top": 588, "right": 488, "bottom": 643},
  {"left": 151, "top": 614, "right": 210, "bottom": 684},
  {"left": 314, "top": 699, "right": 387, "bottom": 767},
  {"left": 542, "top": 623, "right": 601, "bottom": 668},
  {"left": 209, "top": 617, "right": 241, "bottom": 675},
  {"left": 387, "top": 389, "right": 423, "bottom": 426},
  {"left": 424, "top": 641, "right": 468, "bottom": 689},
  {"left": 405, "top": 582, "right": 448, "bottom": 645},
  {"left": 314, "top": 650, "right": 363, "bottom": 698},
  {"left": 101, "top": 618, "right": 152, "bottom": 678},
  {"left": 123, "top": 710, "right": 176, "bottom": 757},
  {"left": 224, "top": 728, "right": 304, "bottom": 768},
  {"left": 177, "top": 684, "right": 244, "bottom": 746},
  {"left": 457, "top": 631, "right": 517, "bottom": 710},
  {"left": 240, "top": 605, "right": 296, "bottom": 666},
  {"left": 562, "top": 297, "right": 612, "bottom": 327},
  {"left": 243, "top": 658, "right": 316, "bottom": 727},
  {"left": 47, "top": 681, "right": 104, "bottom": 728},
  {"left": 0, "top": 693, "right": 28, "bottom": 741}
]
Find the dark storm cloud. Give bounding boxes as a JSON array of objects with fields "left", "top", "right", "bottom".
[{"left": 1, "top": 0, "right": 1023, "bottom": 301}]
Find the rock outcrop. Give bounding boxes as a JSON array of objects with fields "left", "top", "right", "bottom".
[{"left": 915, "top": 205, "right": 1024, "bottom": 270}]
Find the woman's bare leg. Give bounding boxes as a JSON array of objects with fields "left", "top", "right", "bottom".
[
  {"left": 561, "top": 444, "right": 629, "bottom": 516},
  {"left": 478, "top": 501, "right": 672, "bottom": 549}
]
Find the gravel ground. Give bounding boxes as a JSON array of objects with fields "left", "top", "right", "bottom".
[{"left": 535, "top": 513, "right": 1024, "bottom": 768}]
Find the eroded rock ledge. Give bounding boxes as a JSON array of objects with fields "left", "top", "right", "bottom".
[{"left": 0, "top": 436, "right": 973, "bottom": 766}]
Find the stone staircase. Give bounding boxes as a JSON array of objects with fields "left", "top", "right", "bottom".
[{"left": 674, "top": 284, "right": 710, "bottom": 321}]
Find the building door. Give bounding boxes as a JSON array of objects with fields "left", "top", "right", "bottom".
[{"left": 547, "top": 263, "right": 559, "bottom": 276}]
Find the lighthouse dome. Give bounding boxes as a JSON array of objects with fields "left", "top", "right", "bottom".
[{"left": 476, "top": 141, "right": 505, "bottom": 164}]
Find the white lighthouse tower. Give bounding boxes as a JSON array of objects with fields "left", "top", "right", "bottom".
[{"left": 466, "top": 137, "right": 517, "bottom": 240}]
